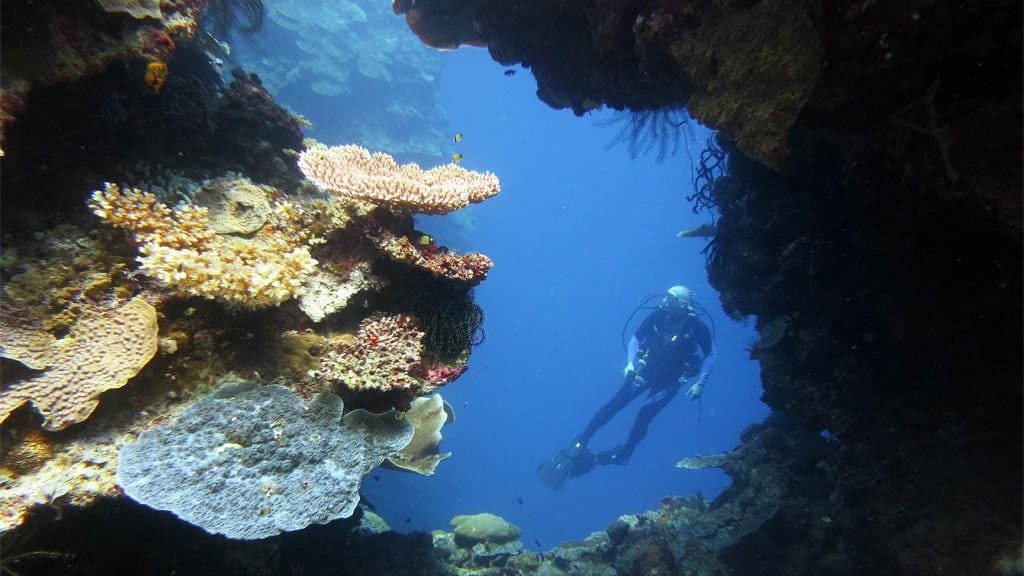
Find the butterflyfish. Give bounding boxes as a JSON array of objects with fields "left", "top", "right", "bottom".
[
  {"left": 418, "top": 234, "right": 431, "bottom": 245},
  {"left": 452, "top": 132, "right": 464, "bottom": 142},
  {"left": 452, "top": 153, "right": 464, "bottom": 163}
]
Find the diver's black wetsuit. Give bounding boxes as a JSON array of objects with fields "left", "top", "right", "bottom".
[{"left": 579, "top": 308, "right": 713, "bottom": 459}]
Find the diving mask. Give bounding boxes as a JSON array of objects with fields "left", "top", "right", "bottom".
[{"left": 661, "top": 285, "right": 695, "bottom": 313}]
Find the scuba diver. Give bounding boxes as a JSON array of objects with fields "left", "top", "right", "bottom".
[{"left": 537, "top": 285, "right": 716, "bottom": 489}]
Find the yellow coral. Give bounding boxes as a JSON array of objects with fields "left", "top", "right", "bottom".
[
  {"left": 90, "top": 183, "right": 319, "bottom": 307},
  {"left": 298, "top": 142, "right": 501, "bottom": 214},
  {"left": 0, "top": 296, "right": 159, "bottom": 431}
]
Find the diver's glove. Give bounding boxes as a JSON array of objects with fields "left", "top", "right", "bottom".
[
  {"left": 686, "top": 376, "right": 706, "bottom": 400},
  {"left": 623, "top": 361, "right": 636, "bottom": 379}
]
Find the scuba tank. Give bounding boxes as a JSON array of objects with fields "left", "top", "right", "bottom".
[{"left": 621, "top": 291, "right": 717, "bottom": 351}]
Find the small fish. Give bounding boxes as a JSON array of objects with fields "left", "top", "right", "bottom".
[
  {"left": 452, "top": 132, "right": 464, "bottom": 142},
  {"left": 676, "top": 222, "right": 717, "bottom": 238},
  {"left": 372, "top": 475, "right": 380, "bottom": 481},
  {"left": 516, "top": 497, "right": 524, "bottom": 505},
  {"left": 418, "top": 234, "right": 432, "bottom": 245},
  {"left": 504, "top": 69, "right": 517, "bottom": 77},
  {"left": 452, "top": 153, "right": 464, "bottom": 163},
  {"left": 395, "top": 411, "right": 406, "bottom": 420},
  {"left": 404, "top": 517, "right": 412, "bottom": 524}
]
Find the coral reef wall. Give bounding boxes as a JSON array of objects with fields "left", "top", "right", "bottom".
[{"left": 0, "top": 0, "right": 496, "bottom": 542}]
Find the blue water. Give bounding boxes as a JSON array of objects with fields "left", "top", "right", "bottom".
[{"left": 239, "top": 26, "right": 769, "bottom": 548}]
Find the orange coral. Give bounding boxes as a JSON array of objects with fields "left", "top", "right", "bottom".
[{"left": 144, "top": 61, "right": 169, "bottom": 93}]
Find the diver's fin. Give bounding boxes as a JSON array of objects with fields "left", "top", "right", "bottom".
[
  {"left": 537, "top": 451, "right": 574, "bottom": 490},
  {"left": 537, "top": 445, "right": 595, "bottom": 489}
]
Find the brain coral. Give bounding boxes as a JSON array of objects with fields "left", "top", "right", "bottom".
[
  {"left": 0, "top": 296, "right": 158, "bottom": 431},
  {"left": 117, "top": 379, "right": 414, "bottom": 540}
]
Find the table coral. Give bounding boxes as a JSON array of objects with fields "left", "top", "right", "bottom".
[
  {"left": 0, "top": 296, "right": 159, "bottom": 431},
  {"left": 90, "top": 182, "right": 319, "bottom": 307},
  {"left": 298, "top": 141, "right": 500, "bottom": 214}
]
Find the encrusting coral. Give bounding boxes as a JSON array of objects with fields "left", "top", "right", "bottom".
[
  {"left": 0, "top": 296, "right": 159, "bottom": 431},
  {"left": 377, "top": 232, "right": 493, "bottom": 285},
  {"left": 89, "top": 182, "right": 319, "bottom": 307},
  {"left": 117, "top": 379, "right": 414, "bottom": 540},
  {"left": 321, "top": 313, "right": 428, "bottom": 393},
  {"left": 299, "top": 263, "right": 388, "bottom": 323},
  {"left": 297, "top": 142, "right": 500, "bottom": 214},
  {"left": 318, "top": 312, "right": 469, "bottom": 413}
]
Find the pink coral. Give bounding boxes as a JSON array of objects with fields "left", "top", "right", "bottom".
[{"left": 421, "top": 363, "right": 467, "bottom": 386}]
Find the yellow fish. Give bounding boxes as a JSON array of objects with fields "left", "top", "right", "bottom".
[
  {"left": 452, "top": 153, "right": 464, "bottom": 163},
  {"left": 418, "top": 234, "right": 431, "bottom": 245},
  {"left": 452, "top": 132, "right": 464, "bottom": 142}
]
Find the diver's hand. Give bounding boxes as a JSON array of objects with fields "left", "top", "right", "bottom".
[
  {"left": 686, "top": 377, "right": 705, "bottom": 400},
  {"left": 623, "top": 361, "right": 636, "bottom": 378}
]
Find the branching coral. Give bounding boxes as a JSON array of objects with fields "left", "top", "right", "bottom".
[
  {"left": 0, "top": 296, "right": 159, "bottom": 431},
  {"left": 90, "top": 182, "right": 319, "bottom": 307},
  {"left": 297, "top": 142, "right": 500, "bottom": 214}
]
